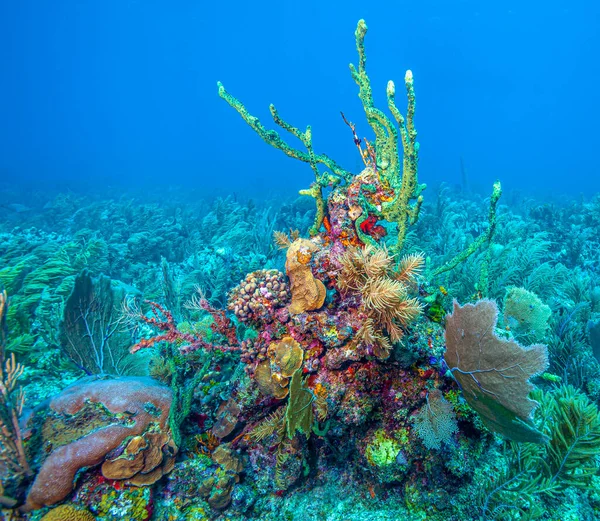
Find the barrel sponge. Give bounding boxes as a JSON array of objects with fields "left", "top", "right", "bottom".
[
  {"left": 40, "top": 505, "right": 95, "bottom": 521},
  {"left": 24, "top": 377, "right": 174, "bottom": 511}
]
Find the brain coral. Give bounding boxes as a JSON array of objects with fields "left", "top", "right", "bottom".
[
  {"left": 24, "top": 377, "right": 174, "bottom": 511},
  {"left": 40, "top": 505, "right": 95, "bottom": 521}
]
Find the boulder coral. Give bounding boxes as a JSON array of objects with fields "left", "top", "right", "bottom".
[
  {"left": 227, "top": 269, "right": 290, "bottom": 324},
  {"left": 199, "top": 444, "right": 244, "bottom": 509},
  {"left": 23, "top": 377, "right": 175, "bottom": 511}
]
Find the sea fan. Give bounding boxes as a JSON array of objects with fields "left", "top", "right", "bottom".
[{"left": 413, "top": 390, "right": 458, "bottom": 450}]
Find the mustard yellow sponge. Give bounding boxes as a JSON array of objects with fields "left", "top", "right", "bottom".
[{"left": 40, "top": 505, "right": 95, "bottom": 521}]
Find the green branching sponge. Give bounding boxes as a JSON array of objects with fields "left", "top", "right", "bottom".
[
  {"left": 432, "top": 180, "right": 502, "bottom": 279},
  {"left": 444, "top": 299, "right": 548, "bottom": 443},
  {"left": 217, "top": 81, "right": 351, "bottom": 236},
  {"left": 349, "top": 20, "right": 426, "bottom": 250},
  {"left": 217, "top": 20, "right": 426, "bottom": 248}
]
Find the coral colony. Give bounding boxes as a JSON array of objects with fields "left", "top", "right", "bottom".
[{"left": 1, "top": 19, "right": 600, "bottom": 521}]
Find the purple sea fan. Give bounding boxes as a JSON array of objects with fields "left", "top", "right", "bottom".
[{"left": 412, "top": 389, "right": 458, "bottom": 450}]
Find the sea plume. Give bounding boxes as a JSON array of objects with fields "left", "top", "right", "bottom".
[{"left": 339, "top": 245, "right": 423, "bottom": 358}]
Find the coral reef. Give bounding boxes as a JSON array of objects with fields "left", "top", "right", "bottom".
[
  {"left": 23, "top": 377, "right": 174, "bottom": 511},
  {"left": 0, "top": 16, "right": 598, "bottom": 521}
]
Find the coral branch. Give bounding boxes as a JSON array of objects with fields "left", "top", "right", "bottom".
[
  {"left": 432, "top": 180, "right": 502, "bottom": 277},
  {"left": 217, "top": 82, "right": 351, "bottom": 183},
  {"left": 130, "top": 300, "right": 237, "bottom": 355}
]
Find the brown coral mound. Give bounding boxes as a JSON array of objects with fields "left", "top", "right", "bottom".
[
  {"left": 24, "top": 377, "right": 175, "bottom": 511},
  {"left": 211, "top": 397, "right": 242, "bottom": 439},
  {"left": 339, "top": 245, "right": 423, "bottom": 358},
  {"left": 102, "top": 431, "right": 177, "bottom": 486},
  {"left": 285, "top": 239, "right": 326, "bottom": 315},
  {"left": 196, "top": 444, "right": 243, "bottom": 510},
  {"left": 255, "top": 361, "right": 290, "bottom": 399},
  {"left": 254, "top": 337, "right": 305, "bottom": 400},
  {"left": 270, "top": 336, "right": 304, "bottom": 377}
]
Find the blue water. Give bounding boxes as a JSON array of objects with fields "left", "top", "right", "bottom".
[{"left": 1, "top": 1, "right": 598, "bottom": 197}]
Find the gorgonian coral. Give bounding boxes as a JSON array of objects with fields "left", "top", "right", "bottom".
[{"left": 338, "top": 245, "right": 424, "bottom": 358}]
